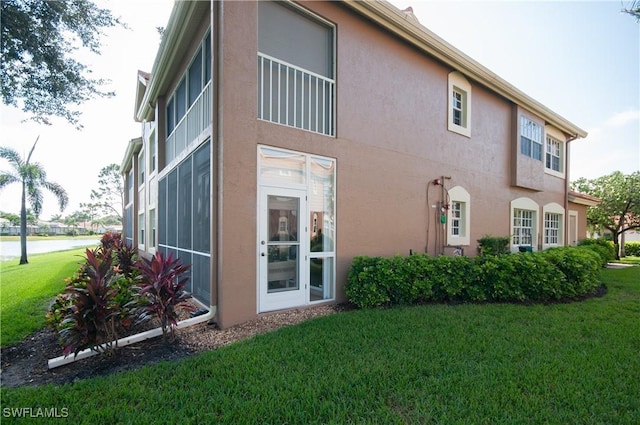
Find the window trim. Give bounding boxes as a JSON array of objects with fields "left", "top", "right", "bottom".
[
  {"left": 510, "top": 197, "right": 539, "bottom": 252},
  {"left": 542, "top": 202, "right": 564, "bottom": 249},
  {"left": 447, "top": 185, "right": 471, "bottom": 246},
  {"left": 544, "top": 125, "right": 566, "bottom": 178},
  {"left": 138, "top": 148, "right": 146, "bottom": 188},
  {"left": 520, "top": 116, "right": 543, "bottom": 161},
  {"left": 447, "top": 71, "right": 472, "bottom": 138},
  {"left": 138, "top": 212, "right": 145, "bottom": 250}
]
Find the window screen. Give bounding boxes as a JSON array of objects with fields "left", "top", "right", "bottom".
[{"left": 258, "top": 1, "right": 333, "bottom": 78}]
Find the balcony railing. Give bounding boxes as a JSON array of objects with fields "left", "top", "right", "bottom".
[
  {"left": 258, "top": 53, "right": 334, "bottom": 137},
  {"left": 166, "top": 81, "right": 212, "bottom": 164}
]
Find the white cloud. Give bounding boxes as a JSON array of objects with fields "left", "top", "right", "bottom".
[{"left": 605, "top": 109, "right": 640, "bottom": 128}]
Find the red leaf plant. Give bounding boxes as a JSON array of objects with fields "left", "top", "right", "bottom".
[{"left": 135, "top": 252, "right": 195, "bottom": 342}]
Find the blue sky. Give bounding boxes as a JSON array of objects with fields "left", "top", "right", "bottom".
[{"left": 1, "top": 0, "right": 638, "bottom": 220}]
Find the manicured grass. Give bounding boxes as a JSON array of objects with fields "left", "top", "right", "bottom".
[
  {"left": 0, "top": 248, "right": 89, "bottom": 346},
  {"left": 617, "top": 256, "right": 640, "bottom": 265},
  {"left": 2, "top": 266, "right": 639, "bottom": 424}
]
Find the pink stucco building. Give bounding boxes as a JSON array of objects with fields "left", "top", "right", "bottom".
[{"left": 121, "top": 1, "right": 590, "bottom": 327}]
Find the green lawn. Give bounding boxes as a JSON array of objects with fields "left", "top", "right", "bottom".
[
  {"left": 0, "top": 248, "right": 88, "bottom": 346},
  {"left": 617, "top": 256, "right": 640, "bottom": 265},
  {"left": 1, "top": 266, "right": 638, "bottom": 424}
]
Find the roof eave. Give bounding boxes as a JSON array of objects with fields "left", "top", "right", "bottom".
[
  {"left": 120, "top": 137, "right": 143, "bottom": 173},
  {"left": 568, "top": 191, "right": 601, "bottom": 206},
  {"left": 136, "top": 1, "right": 209, "bottom": 122}
]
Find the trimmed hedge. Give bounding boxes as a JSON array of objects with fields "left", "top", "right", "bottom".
[
  {"left": 578, "top": 238, "right": 615, "bottom": 263},
  {"left": 477, "top": 235, "right": 511, "bottom": 256},
  {"left": 624, "top": 241, "right": 640, "bottom": 257},
  {"left": 346, "top": 247, "right": 602, "bottom": 308}
]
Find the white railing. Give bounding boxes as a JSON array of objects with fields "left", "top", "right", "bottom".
[
  {"left": 258, "top": 53, "right": 334, "bottom": 137},
  {"left": 167, "top": 81, "right": 213, "bottom": 164}
]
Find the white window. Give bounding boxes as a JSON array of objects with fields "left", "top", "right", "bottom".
[
  {"left": 138, "top": 150, "right": 145, "bottom": 186},
  {"left": 448, "top": 72, "right": 472, "bottom": 137},
  {"left": 544, "top": 126, "right": 566, "bottom": 178},
  {"left": 545, "top": 137, "right": 561, "bottom": 172},
  {"left": 452, "top": 91, "right": 464, "bottom": 126},
  {"left": 510, "top": 197, "right": 539, "bottom": 252},
  {"left": 149, "top": 208, "right": 156, "bottom": 253},
  {"left": 513, "top": 209, "right": 534, "bottom": 246},
  {"left": 149, "top": 131, "right": 156, "bottom": 174},
  {"left": 544, "top": 213, "right": 560, "bottom": 245},
  {"left": 543, "top": 202, "right": 564, "bottom": 249},
  {"left": 447, "top": 186, "right": 471, "bottom": 246},
  {"left": 520, "top": 116, "right": 543, "bottom": 161},
  {"left": 138, "top": 212, "right": 145, "bottom": 248},
  {"left": 451, "top": 202, "right": 462, "bottom": 236}
]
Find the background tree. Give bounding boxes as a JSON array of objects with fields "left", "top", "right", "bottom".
[
  {"left": 65, "top": 210, "right": 91, "bottom": 231},
  {"left": 572, "top": 171, "right": 640, "bottom": 259},
  {"left": 49, "top": 213, "right": 63, "bottom": 222},
  {"left": 87, "top": 163, "right": 123, "bottom": 221},
  {"left": 0, "top": 0, "right": 123, "bottom": 128},
  {"left": 79, "top": 202, "right": 100, "bottom": 232},
  {"left": 0, "top": 137, "right": 69, "bottom": 264},
  {"left": 623, "top": 0, "right": 640, "bottom": 21},
  {"left": 0, "top": 211, "right": 20, "bottom": 226}
]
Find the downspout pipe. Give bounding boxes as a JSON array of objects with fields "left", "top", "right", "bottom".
[
  {"left": 47, "top": 307, "right": 216, "bottom": 369},
  {"left": 564, "top": 133, "right": 579, "bottom": 246},
  {"left": 214, "top": 0, "right": 224, "bottom": 327}
]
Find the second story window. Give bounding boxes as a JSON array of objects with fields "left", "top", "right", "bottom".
[
  {"left": 447, "top": 72, "right": 472, "bottom": 137},
  {"left": 138, "top": 150, "right": 145, "bottom": 186},
  {"left": 149, "top": 130, "right": 156, "bottom": 174},
  {"left": 452, "top": 91, "right": 464, "bottom": 126},
  {"left": 545, "top": 136, "right": 562, "bottom": 173},
  {"left": 257, "top": 1, "right": 335, "bottom": 136},
  {"left": 520, "top": 116, "right": 543, "bottom": 161}
]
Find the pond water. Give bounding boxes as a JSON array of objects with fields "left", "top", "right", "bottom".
[{"left": 0, "top": 239, "right": 100, "bottom": 261}]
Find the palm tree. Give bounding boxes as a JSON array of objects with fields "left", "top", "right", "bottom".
[{"left": 0, "top": 137, "right": 68, "bottom": 264}]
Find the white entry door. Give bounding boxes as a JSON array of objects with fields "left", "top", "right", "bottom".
[{"left": 258, "top": 187, "right": 307, "bottom": 312}]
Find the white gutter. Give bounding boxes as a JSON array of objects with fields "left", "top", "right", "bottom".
[{"left": 47, "top": 307, "right": 216, "bottom": 369}]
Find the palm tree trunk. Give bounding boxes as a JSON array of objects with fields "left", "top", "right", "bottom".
[{"left": 20, "top": 180, "right": 28, "bottom": 264}]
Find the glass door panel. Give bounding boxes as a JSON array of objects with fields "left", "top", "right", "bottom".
[
  {"left": 259, "top": 188, "right": 306, "bottom": 312},
  {"left": 267, "top": 195, "right": 299, "bottom": 293}
]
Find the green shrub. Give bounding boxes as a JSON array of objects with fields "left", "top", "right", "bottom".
[
  {"left": 346, "top": 256, "right": 391, "bottom": 308},
  {"left": 543, "top": 247, "right": 601, "bottom": 297},
  {"left": 624, "top": 241, "right": 640, "bottom": 257},
  {"left": 477, "top": 235, "right": 511, "bottom": 256},
  {"left": 578, "top": 245, "right": 610, "bottom": 267},
  {"left": 430, "top": 255, "right": 482, "bottom": 302},
  {"left": 578, "top": 238, "right": 615, "bottom": 262},
  {"left": 346, "top": 247, "right": 604, "bottom": 309},
  {"left": 403, "top": 254, "right": 435, "bottom": 303}
]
